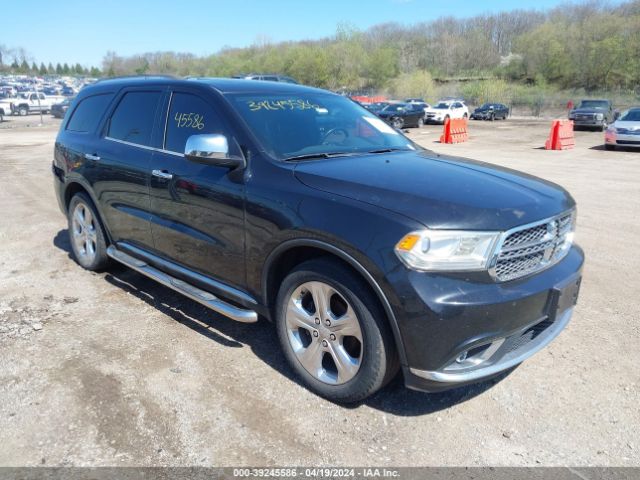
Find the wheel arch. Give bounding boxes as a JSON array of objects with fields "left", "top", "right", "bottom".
[
  {"left": 63, "top": 180, "right": 113, "bottom": 244},
  {"left": 262, "top": 239, "right": 408, "bottom": 366}
]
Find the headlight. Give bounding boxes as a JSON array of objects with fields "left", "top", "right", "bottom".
[
  {"left": 395, "top": 230, "right": 500, "bottom": 271},
  {"left": 596, "top": 113, "right": 604, "bottom": 120}
]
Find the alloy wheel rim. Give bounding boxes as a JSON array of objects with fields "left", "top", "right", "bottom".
[
  {"left": 285, "top": 281, "right": 363, "bottom": 385},
  {"left": 71, "top": 202, "right": 97, "bottom": 263}
]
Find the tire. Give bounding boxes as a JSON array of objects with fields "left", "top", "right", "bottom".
[
  {"left": 67, "top": 193, "right": 110, "bottom": 271},
  {"left": 275, "top": 258, "right": 399, "bottom": 403},
  {"left": 600, "top": 122, "right": 607, "bottom": 132},
  {"left": 392, "top": 117, "right": 404, "bottom": 129},
  {"left": 417, "top": 117, "right": 424, "bottom": 127},
  {"left": 18, "top": 106, "right": 28, "bottom": 116},
  {"left": 605, "top": 144, "right": 615, "bottom": 151}
]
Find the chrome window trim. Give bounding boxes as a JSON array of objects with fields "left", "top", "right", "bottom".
[
  {"left": 488, "top": 208, "right": 576, "bottom": 282},
  {"left": 104, "top": 136, "right": 183, "bottom": 157}
]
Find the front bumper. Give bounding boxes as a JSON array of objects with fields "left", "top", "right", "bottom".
[
  {"left": 571, "top": 117, "right": 605, "bottom": 127},
  {"left": 386, "top": 245, "right": 584, "bottom": 392},
  {"left": 605, "top": 131, "right": 640, "bottom": 148}
]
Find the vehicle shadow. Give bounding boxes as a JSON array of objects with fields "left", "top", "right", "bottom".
[{"left": 53, "top": 228, "right": 510, "bottom": 416}]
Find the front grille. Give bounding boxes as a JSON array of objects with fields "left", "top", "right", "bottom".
[
  {"left": 575, "top": 114, "right": 594, "bottom": 120},
  {"left": 493, "top": 211, "right": 575, "bottom": 282}
]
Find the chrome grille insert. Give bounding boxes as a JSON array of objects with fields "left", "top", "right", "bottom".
[{"left": 491, "top": 211, "right": 575, "bottom": 282}]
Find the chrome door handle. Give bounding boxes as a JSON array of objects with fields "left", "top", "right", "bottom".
[
  {"left": 84, "top": 153, "right": 100, "bottom": 161},
  {"left": 152, "top": 169, "right": 173, "bottom": 180}
]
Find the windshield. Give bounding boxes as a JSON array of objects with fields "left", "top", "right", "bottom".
[
  {"left": 434, "top": 102, "right": 450, "bottom": 109},
  {"left": 479, "top": 103, "right": 493, "bottom": 109},
  {"left": 228, "top": 93, "right": 416, "bottom": 160},
  {"left": 579, "top": 100, "right": 609, "bottom": 109},
  {"left": 619, "top": 109, "right": 640, "bottom": 122}
]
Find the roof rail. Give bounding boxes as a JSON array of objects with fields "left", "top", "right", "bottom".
[{"left": 94, "top": 74, "right": 179, "bottom": 83}]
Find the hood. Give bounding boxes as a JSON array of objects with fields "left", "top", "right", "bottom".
[
  {"left": 474, "top": 107, "right": 492, "bottom": 113},
  {"left": 612, "top": 120, "right": 640, "bottom": 130},
  {"left": 293, "top": 151, "right": 574, "bottom": 231}
]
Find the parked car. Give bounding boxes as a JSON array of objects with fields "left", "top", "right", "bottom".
[
  {"left": 61, "top": 86, "right": 77, "bottom": 96},
  {"left": 405, "top": 98, "right": 426, "bottom": 104},
  {"left": 51, "top": 97, "right": 75, "bottom": 118},
  {"left": 604, "top": 107, "right": 640, "bottom": 150},
  {"left": 233, "top": 73, "right": 298, "bottom": 84},
  {"left": 424, "top": 100, "right": 469, "bottom": 124},
  {"left": 470, "top": 103, "right": 509, "bottom": 121},
  {"left": 0, "top": 99, "right": 12, "bottom": 121},
  {"left": 52, "top": 76, "right": 583, "bottom": 402},
  {"left": 363, "top": 101, "right": 390, "bottom": 115},
  {"left": 11, "top": 92, "right": 63, "bottom": 115},
  {"left": 569, "top": 99, "right": 616, "bottom": 131},
  {"left": 377, "top": 103, "right": 426, "bottom": 128}
]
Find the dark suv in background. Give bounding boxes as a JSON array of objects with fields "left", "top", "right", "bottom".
[
  {"left": 53, "top": 77, "right": 583, "bottom": 402},
  {"left": 569, "top": 99, "right": 617, "bottom": 131}
]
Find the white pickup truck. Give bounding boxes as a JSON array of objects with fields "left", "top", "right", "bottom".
[{"left": 5, "top": 92, "right": 64, "bottom": 116}]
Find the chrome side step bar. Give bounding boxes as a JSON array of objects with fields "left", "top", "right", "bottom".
[{"left": 106, "top": 245, "right": 258, "bottom": 323}]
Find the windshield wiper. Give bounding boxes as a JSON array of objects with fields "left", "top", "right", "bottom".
[
  {"left": 367, "top": 148, "right": 411, "bottom": 154},
  {"left": 283, "top": 152, "right": 356, "bottom": 162}
]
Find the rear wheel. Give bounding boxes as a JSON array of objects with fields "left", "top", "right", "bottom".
[
  {"left": 275, "top": 258, "right": 398, "bottom": 403},
  {"left": 67, "top": 193, "right": 110, "bottom": 271},
  {"left": 18, "top": 106, "right": 28, "bottom": 116},
  {"left": 417, "top": 117, "right": 424, "bottom": 127}
]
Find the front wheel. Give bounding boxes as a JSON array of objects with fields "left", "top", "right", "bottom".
[
  {"left": 391, "top": 117, "right": 404, "bottom": 129},
  {"left": 417, "top": 117, "right": 424, "bottom": 127},
  {"left": 275, "top": 258, "right": 398, "bottom": 403},
  {"left": 18, "top": 106, "right": 28, "bottom": 116}
]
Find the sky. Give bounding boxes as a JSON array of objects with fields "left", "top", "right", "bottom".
[{"left": 3, "top": 0, "right": 574, "bottom": 68}]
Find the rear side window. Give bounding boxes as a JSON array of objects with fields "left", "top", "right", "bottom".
[
  {"left": 108, "top": 91, "right": 161, "bottom": 146},
  {"left": 164, "top": 92, "right": 224, "bottom": 153},
  {"left": 66, "top": 94, "right": 113, "bottom": 133}
]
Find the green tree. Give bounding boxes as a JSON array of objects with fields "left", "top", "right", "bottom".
[
  {"left": 55, "top": 63, "right": 62, "bottom": 74},
  {"left": 39, "top": 62, "right": 47, "bottom": 75},
  {"left": 62, "top": 63, "right": 70, "bottom": 74}
]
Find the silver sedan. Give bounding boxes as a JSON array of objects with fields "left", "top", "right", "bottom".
[{"left": 605, "top": 107, "right": 640, "bottom": 150}]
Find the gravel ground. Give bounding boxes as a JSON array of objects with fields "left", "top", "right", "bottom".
[{"left": 0, "top": 114, "right": 638, "bottom": 467}]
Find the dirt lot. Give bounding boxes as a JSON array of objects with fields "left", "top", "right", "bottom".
[{"left": 0, "top": 114, "right": 638, "bottom": 467}]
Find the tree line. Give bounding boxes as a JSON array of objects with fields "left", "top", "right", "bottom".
[
  {"left": 3, "top": 0, "right": 640, "bottom": 96},
  {"left": 0, "top": 45, "right": 101, "bottom": 77}
]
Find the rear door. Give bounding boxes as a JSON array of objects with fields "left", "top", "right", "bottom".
[
  {"left": 148, "top": 87, "right": 247, "bottom": 290},
  {"left": 93, "top": 88, "right": 164, "bottom": 248}
]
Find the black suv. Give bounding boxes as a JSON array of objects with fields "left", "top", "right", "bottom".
[
  {"left": 53, "top": 77, "right": 583, "bottom": 402},
  {"left": 569, "top": 99, "right": 616, "bottom": 131}
]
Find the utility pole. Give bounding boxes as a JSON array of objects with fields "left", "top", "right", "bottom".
[{"left": 36, "top": 81, "right": 43, "bottom": 125}]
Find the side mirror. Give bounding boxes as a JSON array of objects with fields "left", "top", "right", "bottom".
[{"left": 184, "top": 134, "right": 245, "bottom": 169}]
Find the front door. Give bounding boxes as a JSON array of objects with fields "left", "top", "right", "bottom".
[{"left": 148, "top": 89, "right": 247, "bottom": 291}]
